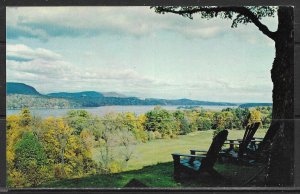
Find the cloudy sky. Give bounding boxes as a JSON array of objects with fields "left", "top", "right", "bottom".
[{"left": 6, "top": 7, "right": 277, "bottom": 103}]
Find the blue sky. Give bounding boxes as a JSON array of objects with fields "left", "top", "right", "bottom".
[{"left": 6, "top": 7, "right": 277, "bottom": 103}]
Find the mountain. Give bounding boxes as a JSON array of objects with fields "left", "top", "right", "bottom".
[
  {"left": 47, "top": 91, "right": 103, "bottom": 98},
  {"left": 7, "top": 82, "right": 41, "bottom": 96},
  {"left": 7, "top": 82, "right": 271, "bottom": 109}
]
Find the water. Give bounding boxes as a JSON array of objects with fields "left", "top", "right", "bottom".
[{"left": 6, "top": 105, "right": 237, "bottom": 118}]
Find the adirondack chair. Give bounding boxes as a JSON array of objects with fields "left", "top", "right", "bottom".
[
  {"left": 189, "top": 123, "right": 261, "bottom": 162},
  {"left": 172, "top": 130, "right": 228, "bottom": 180},
  {"left": 223, "top": 122, "right": 262, "bottom": 160}
]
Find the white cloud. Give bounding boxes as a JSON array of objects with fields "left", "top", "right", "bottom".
[
  {"left": 6, "top": 44, "right": 176, "bottom": 94},
  {"left": 7, "top": 44, "right": 61, "bottom": 60},
  {"left": 7, "top": 7, "right": 277, "bottom": 41},
  {"left": 7, "top": 56, "right": 272, "bottom": 102}
]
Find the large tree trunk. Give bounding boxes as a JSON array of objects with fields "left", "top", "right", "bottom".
[{"left": 259, "top": 6, "right": 294, "bottom": 186}]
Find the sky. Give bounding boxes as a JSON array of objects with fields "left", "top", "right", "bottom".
[{"left": 6, "top": 7, "right": 278, "bottom": 103}]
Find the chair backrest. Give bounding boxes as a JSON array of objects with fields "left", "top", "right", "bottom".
[
  {"left": 201, "top": 130, "right": 228, "bottom": 171},
  {"left": 238, "top": 122, "right": 261, "bottom": 157}
]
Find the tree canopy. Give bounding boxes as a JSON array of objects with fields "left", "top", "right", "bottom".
[{"left": 153, "top": 6, "right": 277, "bottom": 40}]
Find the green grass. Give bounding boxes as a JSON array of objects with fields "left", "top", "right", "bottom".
[
  {"left": 93, "top": 128, "right": 267, "bottom": 171},
  {"left": 42, "top": 128, "right": 267, "bottom": 188},
  {"left": 41, "top": 161, "right": 265, "bottom": 188}
]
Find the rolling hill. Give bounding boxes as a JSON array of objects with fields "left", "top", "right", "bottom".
[
  {"left": 6, "top": 82, "right": 271, "bottom": 109},
  {"left": 7, "top": 82, "right": 41, "bottom": 96}
]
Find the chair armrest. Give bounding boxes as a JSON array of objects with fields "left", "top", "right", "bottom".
[
  {"left": 250, "top": 139, "right": 263, "bottom": 143},
  {"left": 236, "top": 139, "right": 262, "bottom": 143},
  {"left": 226, "top": 139, "right": 242, "bottom": 143},
  {"left": 226, "top": 139, "right": 239, "bottom": 142},
  {"left": 190, "top": 149, "right": 207, "bottom": 153},
  {"left": 224, "top": 142, "right": 241, "bottom": 145},
  {"left": 254, "top": 137, "right": 264, "bottom": 140},
  {"left": 172, "top": 153, "right": 206, "bottom": 158}
]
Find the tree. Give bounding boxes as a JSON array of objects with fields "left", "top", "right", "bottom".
[
  {"left": 153, "top": 6, "right": 294, "bottom": 186},
  {"left": 14, "top": 132, "right": 49, "bottom": 187},
  {"left": 248, "top": 109, "right": 262, "bottom": 125},
  {"left": 118, "top": 112, "right": 148, "bottom": 142},
  {"left": 118, "top": 129, "right": 137, "bottom": 168},
  {"left": 40, "top": 117, "right": 97, "bottom": 178},
  {"left": 173, "top": 110, "right": 191, "bottom": 134},
  {"left": 19, "top": 108, "right": 32, "bottom": 127},
  {"left": 145, "top": 107, "right": 178, "bottom": 138},
  {"left": 234, "top": 108, "right": 250, "bottom": 129},
  {"left": 196, "top": 116, "right": 212, "bottom": 131}
]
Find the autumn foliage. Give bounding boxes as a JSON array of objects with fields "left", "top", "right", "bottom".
[{"left": 7, "top": 106, "right": 271, "bottom": 187}]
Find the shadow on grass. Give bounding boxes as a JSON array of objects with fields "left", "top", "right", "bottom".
[{"left": 40, "top": 161, "right": 265, "bottom": 188}]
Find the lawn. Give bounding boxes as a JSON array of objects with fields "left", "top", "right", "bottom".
[
  {"left": 41, "top": 161, "right": 266, "bottom": 188},
  {"left": 93, "top": 128, "right": 267, "bottom": 171},
  {"left": 42, "top": 128, "right": 267, "bottom": 188}
]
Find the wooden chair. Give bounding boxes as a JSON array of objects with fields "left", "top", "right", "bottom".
[
  {"left": 189, "top": 123, "right": 262, "bottom": 164},
  {"left": 172, "top": 130, "right": 228, "bottom": 180},
  {"left": 223, "top": 122, "right": 262, "bottom": 161}
]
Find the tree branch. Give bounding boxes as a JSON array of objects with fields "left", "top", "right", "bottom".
[{"left": 155, "top": 6, "right": 276, "bottom": 41}]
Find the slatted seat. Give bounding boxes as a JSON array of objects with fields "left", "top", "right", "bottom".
[{"left": 180, "top": 158, "right": 201, "bottom": 171}]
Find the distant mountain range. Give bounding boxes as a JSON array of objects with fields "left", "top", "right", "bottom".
[{"left": 6, "top": 82, "right": 272, "bottom": 109}]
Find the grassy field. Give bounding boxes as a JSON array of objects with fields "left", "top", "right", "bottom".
[
  {"left": 93, "top": 128, "right": 267, "bottom": 171},
  {"left": 42, "top": 128, "right": 267, "bottom": 188}
]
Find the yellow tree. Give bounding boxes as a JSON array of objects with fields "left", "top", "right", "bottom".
[
  {"left": 248, "top": 109, "right": 262, "bottom": 125},
  {"left": 40, "top": 117, "right": 96, "bottom": 178}
]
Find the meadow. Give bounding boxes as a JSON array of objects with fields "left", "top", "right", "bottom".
[
  {"left": 98, "top": 129, "right": 268, "bottom": 171},
  {"left": 43, "top": 128, "right": 267, "bottom": 188}
]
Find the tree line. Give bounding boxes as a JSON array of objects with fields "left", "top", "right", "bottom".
[{"left": 7, "top": 106, "right": 271, "bottom": 187}]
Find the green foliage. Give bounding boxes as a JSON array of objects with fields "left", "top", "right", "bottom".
[
  {"left": 145, "top": 107, "right": 178, "bottom": 138},
  {"left": 233, "top": 108, "right": 250, "bottom": 129},
  {"left": 15, "top": 132, "right": 47, "bottom": 170},
  {"left": 173, "top": 111, "right": 191, "bottom": 135},
  {"left": 196, "top": 117, "right": 212, "bottom": 131},
  {"left": 65, "top": 110, "right": 103, "bottom": 136},
  {"left": 14, "top": 132, "right": 50, "bottom": 187},
  {"left": 118, "top": 112, "right": 148, "bottom": 142}
]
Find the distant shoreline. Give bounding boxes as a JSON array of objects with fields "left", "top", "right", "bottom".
[{"left": 6, "top": 104, "right": 239, "bottom": 111}]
